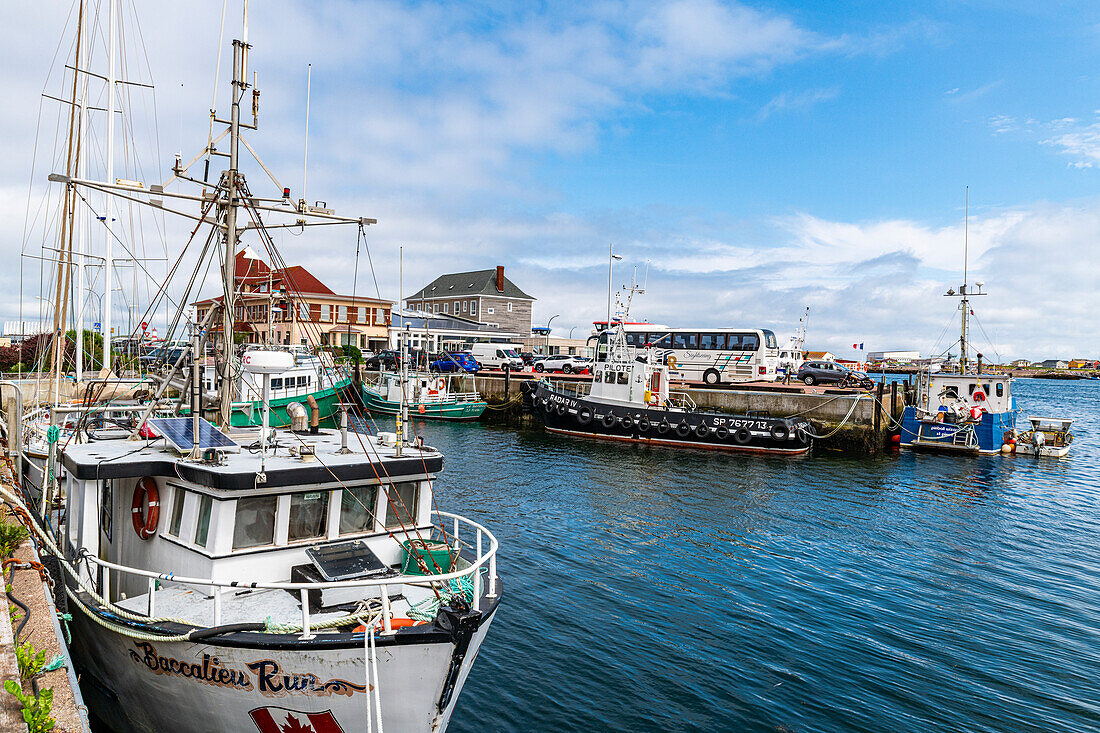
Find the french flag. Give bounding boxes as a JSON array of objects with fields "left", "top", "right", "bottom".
[{"left": 249, "top": 707, "right": 345, "bottom": 733}]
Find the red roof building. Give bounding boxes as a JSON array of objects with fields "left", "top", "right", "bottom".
[{"left": 193, "top": 251, "right": 392, "bottom": 350}]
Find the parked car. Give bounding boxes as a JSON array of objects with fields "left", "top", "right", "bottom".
[
  {"left": 519, "top": 351, "right": 539, "bottom": 366},
  {"left": 534, "top": 354, "right": 591, "bottom": 374},
  {"left": 796, "top": 361, "right": 874, "bottom": 389},
  {"left": 364, "top": 350, "right": 401, "bottom": 370},
  {"left": 429, "top": 352, "right": 479, "bottom": 373}
]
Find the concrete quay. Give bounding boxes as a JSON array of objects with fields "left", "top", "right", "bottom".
[{"left": 469, "top": 371, "right": 909, "bottom": 453}]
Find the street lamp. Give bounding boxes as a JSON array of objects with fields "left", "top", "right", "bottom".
[
  {"left": 546, "top": 314, "right": 559, "bottom": 356},
  {"left": 607, "top": 244, "right": 623, "bottom": 330}
]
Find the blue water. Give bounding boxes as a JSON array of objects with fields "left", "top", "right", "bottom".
[{"left": 420, "top": 378, "right": 1100, "bottom": 732}]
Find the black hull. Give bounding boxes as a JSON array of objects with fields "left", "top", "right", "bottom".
[{"left": 530, "top": 383, "right": 812, "bottom": 455}]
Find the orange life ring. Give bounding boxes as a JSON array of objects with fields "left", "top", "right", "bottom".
[
  {"left": 973, "top": 390, "right": 986, "bottom": 402},
  {"left": 131, "top": 477, "right": 160, "bottom": 540}
]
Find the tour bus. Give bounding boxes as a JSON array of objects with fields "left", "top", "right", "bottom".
[{"left": 592, "top": 322, "right": 780, "bottom": 384}]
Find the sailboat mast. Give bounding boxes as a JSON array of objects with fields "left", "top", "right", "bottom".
[
  {"left": 103, "top": 0, "right": 116, "bottom": 373},
  {"left": 75, "top": 8, "right": 90, "bottom": 381},
  {"left": 218, "top": 3, "right": 248, "bottom": 426}
]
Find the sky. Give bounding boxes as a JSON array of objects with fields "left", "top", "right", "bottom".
[{"left": 2, "top": 0, "right": 1099, "bottom": 360}]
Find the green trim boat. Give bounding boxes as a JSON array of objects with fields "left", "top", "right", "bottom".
[
  {"left": 362, "top": 371, "right": 487, "bottom": 421},
  {"left": 231, "top": 376, "right": 353, "bottom": 427}
]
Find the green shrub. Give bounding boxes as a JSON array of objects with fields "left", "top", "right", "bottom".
[
  {"left": 4, "top": 680, "right": 55, "bottom": 732},
  {"left": 0, "top": 518, "right": 28, "bottom": 558},
  {"left": 15, "top": 641, "right": 48, "bottom": 681}
]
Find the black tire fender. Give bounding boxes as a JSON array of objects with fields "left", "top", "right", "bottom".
[
  {"left": 676, "top": 423, "right": 692, "bottom": 438},
  {"left": 637, "top": 417, "right": 651, "bottom": 433},
  {"left": 715, "top": 426, "right": 729, "bottom": 440},
  {"left": 695, "top": 423, "right": 710, "bottom": 438},
  {"left": 577, "top": 407, "right": 593, "bottom": 426},
  {"left": 657, "top": 420, "right": 671, "bottom": 435},
  {"left": 601, "top": 413, "right": 617, "bottom": 429},
  {"left": 770, "top": 422, "right": 791, "bottom": 441},
  {"left": 555, "top": 403, "right": 567, "bottom": 416},
  {"left": 733, "top": 427, "right": 752, "bottom": 444}
]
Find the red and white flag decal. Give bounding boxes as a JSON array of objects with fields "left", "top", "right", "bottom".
[{"left": 249, "top": 707, "right": 345, "bottom": 733}]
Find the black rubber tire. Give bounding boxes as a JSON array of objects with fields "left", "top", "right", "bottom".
[
  {"left": 695, "top": 423, "right": 709, "bottom": 438},
  {"left": 601, "top": 413, "right": 617, "bottom": 429},
  {"left": 563, "top": 364, "right": 572, "bottom": 374},
  {"left": 657, "top": 421, "right": 671, "bottom": 435},
  {"left": 676, "top": 423, "right": 692, "bottom": 438},
  {"left": 577, "top": 407, "right": 593, "bottom": 425},
  {"left": 555, "top": 403, "right": 567, "bottom": 416},
  {"left": 715, "top": 426, "right": 729, "bottom": 440},
  {"left": 797, "top": 426, "right": 811, "bottom": 444},
  {"left": 733, "top": 427, "right": 752, "bottom": 444},
  {"left": 703, "top": 369, "right": 720, "bottom": 385},
  {"left": 621, "top": 415, "right": 634, "bottom": 430},
  {"left": 770, "top": 422, "right": 790, "bottom": 441},
  {"left": 541, "top": 400, "right": 554, "bottom": 413},
  {"left": 637, "top": 417, "right": 651, "bottom": 433},
  {"left": 535, "top": 364, "right": 545, "bottom": 373},
  {"left": 803, "top": 375, "right": 815, "bottom": 386}
]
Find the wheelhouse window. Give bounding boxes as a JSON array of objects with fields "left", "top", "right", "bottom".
[
  {"left": 288, "top": 491, "right": 329, "bottom": 542},
  {"left": 996, "top": 382, "right": 1004, "bottom": 397},
  {"left": 384, "top": 482, "right": 419, "bottom": 529},
  {"left": 271, "top": 378, "right": 283, "bottom": 390},
  {"left": 233, "top": 495, "right": 277, "bottom": 549},
  {"left": 194, "top": 495, "right": 213, "bottom": 548},
  {"left": 340, "top": 485, "right": 378, "bottom": 535},
  {"left": 168, "top": 487, "right": 186, "bottom": 537}
]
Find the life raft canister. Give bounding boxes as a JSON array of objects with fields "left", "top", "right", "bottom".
[{"left": 131, "top": 476, "right": 160, "bottom": 540}]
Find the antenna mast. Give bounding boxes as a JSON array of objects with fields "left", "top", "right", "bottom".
[{"left": 961, "top": 187, "right": 969, "bottom": 374}]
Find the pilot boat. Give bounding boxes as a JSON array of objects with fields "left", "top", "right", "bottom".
[{"left": 529, "top": 287, "right": 811, "bottom": 454}]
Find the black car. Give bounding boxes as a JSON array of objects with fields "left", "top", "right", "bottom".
[
  {"left": 364, "top": 350, "right": 401, "bottom": 370},
  {"left": 796, "top": 361, "right": 874, "bottom": 389}
]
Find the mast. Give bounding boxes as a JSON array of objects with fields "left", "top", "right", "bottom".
[
  {"left": 960, "top": 187, "right": 968, "bottom": 374},
  {"left": 218, "top": 2, "right": 248, "bottom": 427},
  {"left": 103, "top": 0, "right": 116, "bottom": 373},
  {"left": 75, "top": 9, "right": 90, "bottom": 381}
]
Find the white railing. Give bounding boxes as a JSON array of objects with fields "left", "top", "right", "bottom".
[
  {"left": 668, "top": 391, "right": 696, "bottom": 410},
  {"left": 80, "top": 510, "right": 499, "bottom": 638},
  {"left": 413, "top": 391, "right": 483, "bottom": 405}
]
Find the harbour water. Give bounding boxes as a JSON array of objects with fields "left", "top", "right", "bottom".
[{"left": 413, "top": 378, "right": 1099, "bottom": 732}]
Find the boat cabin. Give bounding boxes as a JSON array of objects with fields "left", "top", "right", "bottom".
[
  {"left": 589, "top": 345, "right": 670, "bottom": 407},
  {"left": 916, "top": 372, "right": 1014, "bottom": 417},
  {"left": 60, "top": 426, "right": 440, "bottom": 604}
]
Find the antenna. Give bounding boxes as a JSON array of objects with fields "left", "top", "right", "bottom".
[{"left": 302, "top": 63, "right": 311, "bottom": 208}]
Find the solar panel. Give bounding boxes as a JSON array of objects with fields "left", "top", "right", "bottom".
[{"left": 147, "top": 417, "right": 239, "bottom": 453}]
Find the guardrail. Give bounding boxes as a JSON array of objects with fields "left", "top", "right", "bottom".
[{"left": 79, "top": 510, "right": 499, "bottom": 638}]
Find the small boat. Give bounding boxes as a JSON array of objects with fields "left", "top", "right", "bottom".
[
  {"left": 362, "top": 371, "right": 487, "bottom": 421},
  {"left": 1012, "top": 417, "right": 1074, "bottom": 457},
  {"left": 529, "top": 287, "right": 811, "bottom": 454}
]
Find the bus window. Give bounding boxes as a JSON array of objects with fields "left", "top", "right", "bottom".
[
  {"left": 649, "top": 332, "right": 671, "bottom": 347},
  {"left": 699, "top": 333, "right": 721, "bottom": 350},
  {"left": 762, "top": 330, "right": 778, "bottom": 349},
  {"left": 741, "top": 334, "right": 759, "bottom": 351},
  {"left": 626, "top": 332, "right": 643, "bottom": 347},
  {"left": 673, "top": 332, "right": 697, "bottom": 349},
  {"left": 726, "top": 334, "right": 743, "bottom": 351}
]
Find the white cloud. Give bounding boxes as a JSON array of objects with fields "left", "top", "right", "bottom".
[{"left": 755, "top": 87, "right": 838, "bottom": 121}]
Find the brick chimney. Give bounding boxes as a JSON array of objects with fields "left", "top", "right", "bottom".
[{"left": 495, "top": 265, "right": 505, "bottom": 293}]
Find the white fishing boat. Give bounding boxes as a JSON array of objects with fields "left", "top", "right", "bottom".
[
  {"left": 1012, "top": 416, "right": 1074, "bottom": 457},
  {"left": 13, "top": 3, "right": 503, "bottom": 730}
]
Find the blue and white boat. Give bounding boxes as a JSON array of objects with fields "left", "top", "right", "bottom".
[{"left": 899, "top": 196, "right": 1016, "bottom": 455}]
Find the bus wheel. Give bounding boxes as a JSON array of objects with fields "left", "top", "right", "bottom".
[{"left": 703, "top": 369, "right": 721, "bottom": 385}]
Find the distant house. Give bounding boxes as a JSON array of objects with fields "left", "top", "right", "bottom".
[
  {"left": 1068, "top": 359, "right": 1090, "bottom": 369},
  {"left": 1035, "top": 359, "right": 1069, "bottom": 369},
  {"left": 804, "top": 350, "right": 837, "bottom": 362},
  {"left": 867, "top": 350, "right": 920, "bottom": 363},
  {"left": 1010, "top": 359, "right": 1031, "bottom": 368},
  {"left": 406, "top": 266, "right": 535, "bottom": 336}
]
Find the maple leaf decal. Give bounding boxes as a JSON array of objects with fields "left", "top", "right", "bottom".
[{"left": 280, "top": 715, "right": 315, "bottom": 733}]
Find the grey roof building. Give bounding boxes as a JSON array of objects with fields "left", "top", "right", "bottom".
[{"left": 407, "top": 265, "right": 534, "bottom": 336}]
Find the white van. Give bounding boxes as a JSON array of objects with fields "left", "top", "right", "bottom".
[{"left": 469, "top": 343, "right": 524, "bottom": 371}]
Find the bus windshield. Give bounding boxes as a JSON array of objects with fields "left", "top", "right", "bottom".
[{"left": 763, "top": 330, "right": 777, "bottom": 349}]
